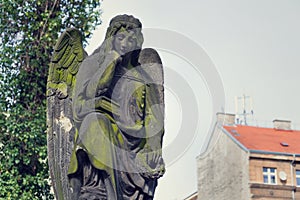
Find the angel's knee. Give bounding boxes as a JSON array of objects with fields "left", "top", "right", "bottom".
[{"left": 79, "top": 113, "right": 112, "bottom": 140}]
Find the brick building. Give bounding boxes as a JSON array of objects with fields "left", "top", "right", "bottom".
[{"left": 196, "top": 113, "right": 300, "bottom": 200}]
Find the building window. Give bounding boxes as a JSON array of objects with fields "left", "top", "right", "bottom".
[
  {"left": 296, "top": 170, "right": 300, "bottom": 186},
  {"left": 263, "top": 167, "right": 277, "bottom": 184}
]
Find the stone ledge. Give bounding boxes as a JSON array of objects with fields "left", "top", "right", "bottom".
[{"left": 250, "top": 183, "right": 296, "bottom": 191}]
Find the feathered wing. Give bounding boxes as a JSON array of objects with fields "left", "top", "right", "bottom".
[
  {"left": 138, "top": 48, "right": 165, "bottom": 178},
  {"left": 139, "top": 48, "right": 164, "bottom": 109},
  {"left": 47, "top": 28, "right": 86, "bottom": 200}
]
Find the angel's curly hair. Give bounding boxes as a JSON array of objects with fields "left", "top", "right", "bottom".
[{"left": 105, "top": 14, "right": 144, "bottom": 49}]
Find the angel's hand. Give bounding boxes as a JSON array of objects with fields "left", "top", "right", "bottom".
[
  {"left": 146, "top": 150, "right": 161, "bottom": 167},
  {"left": 147, "top": 151, "right": 165, "bottom": 178},
  {"left": 136, "top": 150, "right": 165, "bottom": 179},
  {"left": 95, "top": 50, "right": 122, "bottom": 91},
  {"left": 108, "top": 50, "right": 122, "bottom": 65},
  {"left": 100, "top": 50, "right": 122, "bottom": 75}
]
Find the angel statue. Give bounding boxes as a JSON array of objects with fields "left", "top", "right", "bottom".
[{"left": 47, "top": 14, "right": 165, "bottom": 200}]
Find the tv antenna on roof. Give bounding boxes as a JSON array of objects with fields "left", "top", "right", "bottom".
[{"left": 235, "top": 94, "right": 254, "bottom": 125}]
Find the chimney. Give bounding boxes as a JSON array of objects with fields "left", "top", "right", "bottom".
[
  {"left": 273, "top": 119, "right": 291, "bottom": 130},
  {"left": 216, "top": 112, "right": 235, "bottom": 125}
]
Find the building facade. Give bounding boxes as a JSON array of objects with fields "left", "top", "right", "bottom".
[
  {"left": 197, "top": 113, "right": 300, "bottom": 200},
  {"left": 183, "top": 192, "right": 197, "bottom": 200}
]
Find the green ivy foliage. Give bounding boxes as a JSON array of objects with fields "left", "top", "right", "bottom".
[{"left": 0, "top": 0, "right": 101, "bottom": 199}]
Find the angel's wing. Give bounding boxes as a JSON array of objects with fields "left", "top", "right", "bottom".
[
  {"left": 47, "top": 28, "right": 86, "bottom": 200},
  {"left": 138, "top": 48, "right": 165, "bottom": 178},
  {"left": 138, "top": 48, "right": 164, "bottom": 107}
]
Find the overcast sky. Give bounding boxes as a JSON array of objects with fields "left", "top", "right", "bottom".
[{"left": 85, "top": 0, "right": 300, "bottom": 199}]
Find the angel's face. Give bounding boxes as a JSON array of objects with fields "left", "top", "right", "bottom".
[{"left": 113, "top": 27, "right": 137, "bottom": 56}]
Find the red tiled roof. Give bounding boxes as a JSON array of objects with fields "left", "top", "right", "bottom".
[{"left": 223, "top": 125, "right": 300, "bottom": 154}]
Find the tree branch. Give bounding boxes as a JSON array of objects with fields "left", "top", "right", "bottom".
[{"left": 39, "top": 0, "right": 59, "bottom": 40}]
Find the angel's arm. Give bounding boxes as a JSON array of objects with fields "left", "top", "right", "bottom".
[
  {"left": 85, "top": 50, "right": 121, "bottom": 98},
  {"left": 73, "top": 50, "right": 122, "bottom": 120}
]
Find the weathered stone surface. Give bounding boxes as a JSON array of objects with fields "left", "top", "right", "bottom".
[
  {"left": 47, "top": 15, "right": 165, "bottom": 200},
  {"left": 197, "top": 125, "right": 250, "bottom": 199}
]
